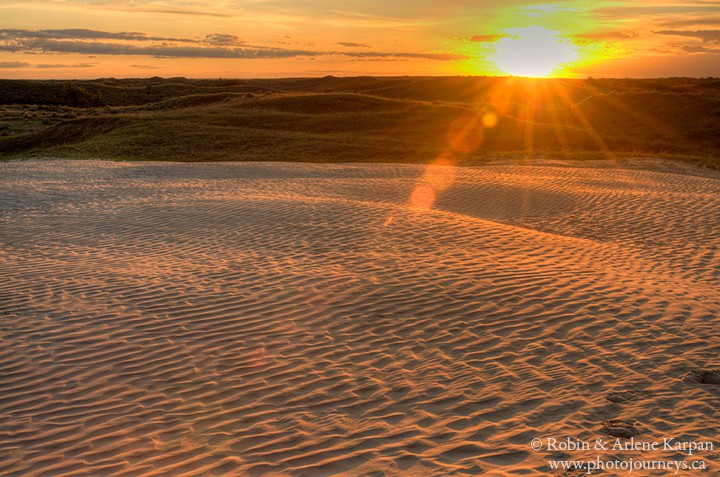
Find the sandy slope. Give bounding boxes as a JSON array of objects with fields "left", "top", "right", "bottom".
[{"left": 0, "top": 160, "right": 718, "bottom": 477}]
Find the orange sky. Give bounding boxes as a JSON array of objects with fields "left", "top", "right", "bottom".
[{"left": 1, "top": 1, "right": 718, "bottom": 78}]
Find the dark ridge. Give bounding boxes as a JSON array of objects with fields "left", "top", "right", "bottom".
[{"left": 0, "top": 76, "right": 718, "bottom": 168}]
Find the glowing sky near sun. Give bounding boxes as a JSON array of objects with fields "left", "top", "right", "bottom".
[{"left": 0, "top": 1, "right": 718, "bottom": 78}]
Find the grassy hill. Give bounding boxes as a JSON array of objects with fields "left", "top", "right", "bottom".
[{"left": 1, "top": 76, "right": 719, "bottom": 167}]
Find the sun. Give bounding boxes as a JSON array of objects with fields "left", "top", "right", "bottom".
[{"left": 491, "top": 26, "right": 578, "bottom": 77}]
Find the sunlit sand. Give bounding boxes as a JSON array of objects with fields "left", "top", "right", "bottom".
[{"left": 1, "top": 159, "right": 718, "bottom": 476}]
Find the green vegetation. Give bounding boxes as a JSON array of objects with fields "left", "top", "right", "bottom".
[{"left": 0, "top": 76, "right": 718, "bottom": 168}]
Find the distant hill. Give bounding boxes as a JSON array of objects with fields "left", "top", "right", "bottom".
[{"left": 1, "top": 76, "right": 718, "bottom": 168}]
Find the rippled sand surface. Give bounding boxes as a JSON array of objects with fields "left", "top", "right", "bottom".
[{"left": 1, "top": 160, "right": 718, "bottom": 476}]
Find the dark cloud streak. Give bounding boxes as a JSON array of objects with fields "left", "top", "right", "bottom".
[
  {"left": 339, "top": 51, "right": 467, "bottom": 60},
  {"left": 656, "top": 30, "right": 720, "bottom": 43},
  {"left": 4, "top": 39, "right": 316, "bottom": 59},
  {"left": 36, "top": 63, "right": 96, "bottom": 68},
  {"left": 573, "top": 30, "right": 641, "bottom": 41},
  {"left": 467, "top": 35, "right": 501, "bottom": 43},
  {"left": 659, "top": 16, "right": 720, "bottom": 29},
  {"left": 681, "top": 45, "right": 720, "bottom": 54},
  {"left": 0, "top": 61, "right": 29, "bottom": 68},
  {"left": 0, "top": 28, "right": 193, "bottom": 43},
  {"left": 203, "top": 34, "right": 244, "bottom": 46},
  {"left": 337, "top": 42, "right": 371, "bottom": 48},
  {"left": 0, "top": 29, "right": 466, "bottom": 61}
]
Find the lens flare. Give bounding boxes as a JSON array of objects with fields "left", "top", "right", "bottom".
[
  {"left": 409, "top": 184, "right": 437, "bottom": 210},
  {"left": 482, "top": 111, "right": 498, "bottom": 128}
]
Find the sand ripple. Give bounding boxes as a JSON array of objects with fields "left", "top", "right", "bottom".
[{"left": 1, "top": 160, "right": 718, "bottom": 476}]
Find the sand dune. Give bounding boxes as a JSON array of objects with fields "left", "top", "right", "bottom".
[{"left": 1, "top": 160, "right": 718, "bottom": 476}]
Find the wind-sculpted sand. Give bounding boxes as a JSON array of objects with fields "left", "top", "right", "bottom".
[{"left": 1, "top": 160, "right": 718, "bottom": 476}]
